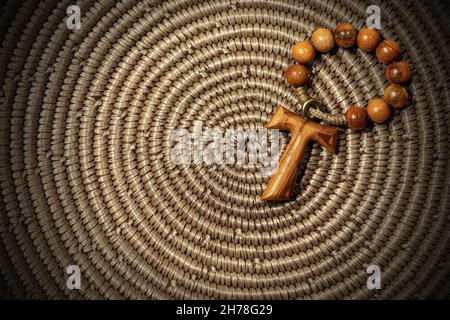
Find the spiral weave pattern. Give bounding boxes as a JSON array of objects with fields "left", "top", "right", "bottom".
[{"left": 0, "top": 0, "right": 450, "bottom": 299}]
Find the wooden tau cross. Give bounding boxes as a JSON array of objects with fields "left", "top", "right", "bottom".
[{"left": 261, "top": 106, "right": 339, "bottom": 201}]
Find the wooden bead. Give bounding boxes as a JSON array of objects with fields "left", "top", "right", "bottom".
[
  {"left": 356, "top": 28, "right": 380, "bottom": 52},
  {"left": 367, "top": 99, "right": 391, "bottom": 123},
  {"left": 345, "top": 106, "right": 368, "bottom": 130},
  {"left": 376, "top": 39, "right": 401, "bottom": 64},
  {"left": 311, "top": 27, "right": 335, "bottom": 53},
  {"left": 285, "top": 64, "right": 308, "bottom": 87},
  {"left": 384, "top": 84, "right": 409, "bottom": 108},
  {"left": 386, "top": 61, "right": 411, "bottom": 84},
  {"left": 334, "top": 23, "right": 356, "bottom": 48},
  {"left": 291, "top": 41, "right": 316, "bottom": 65}
]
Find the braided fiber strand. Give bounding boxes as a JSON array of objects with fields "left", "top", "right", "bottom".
[
  {"left": 293, "top": 88, "right": 348, "bottom": 126},
  {"left": 0, "top": 0, "right": 449, "bottom": 299},
  {"left": 310, "top": 108, "right": 347, "bottom": 126}
]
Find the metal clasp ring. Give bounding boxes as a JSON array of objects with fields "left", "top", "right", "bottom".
[{"left": 300, "top": 98, "right": 320, "bottom": 120}]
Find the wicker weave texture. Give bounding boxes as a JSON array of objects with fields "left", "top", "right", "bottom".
[{"left": 0, "top": 0, "right": 449, "bottom": 299}]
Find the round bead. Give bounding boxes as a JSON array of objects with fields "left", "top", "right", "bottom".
[
  {"left": 384, "top": 84, "right": 409, "bottom": 108},
  {"left": 386, "top": 61, "right": 411, "bottom": 84},
  {"left": 367, "top": 99, "right": 391, "bottom": 123},
  {"left": 311, "top": 27, "right": 335, "bottom": 53},
  {"left": 376, "top": 39, "right": 401, "bottom": 64},
  {"left": 334, "top": 23, "right": 357, "bottom": 48},
  {"left": 291, "top": 41, "right": 316, "bottom": 65},
  {"left": 345, "top": 106, "right": 368, "bottom": 130},
  {"left": 356, "top": 28, "right": 380, "bottom": 52},
  {"left": 284, "top": 64, "right": 309, "bottom": 87}
]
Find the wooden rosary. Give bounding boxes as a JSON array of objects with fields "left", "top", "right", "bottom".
[{"left": 261, "top": 23, "right": 411, "bottom": 201}]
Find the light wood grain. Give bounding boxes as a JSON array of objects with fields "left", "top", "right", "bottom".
[{"left": 261, "top": 106, "right": 339, "bottom": 201}]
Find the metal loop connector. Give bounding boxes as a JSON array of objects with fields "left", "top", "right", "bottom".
[
  {"left": 294, "top": 89, "right": 347, "bottom": 127},
  {"left": 300, "top": 98, "right": 321, "bottom": 120}
]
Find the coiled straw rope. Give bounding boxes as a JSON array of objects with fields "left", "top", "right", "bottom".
[{"left": 0, "top": 0, "right": 449, "bottom": 299}]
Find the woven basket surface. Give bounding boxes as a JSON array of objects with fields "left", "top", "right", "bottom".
[{"left": 0, "top": 0, "right": 449, "bottom": 299}]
